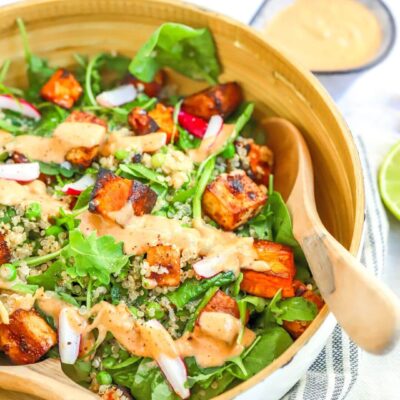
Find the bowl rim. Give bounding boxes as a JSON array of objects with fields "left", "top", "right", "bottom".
[{"left": 0, "top": 0, "right": 366, "bottom": 399}]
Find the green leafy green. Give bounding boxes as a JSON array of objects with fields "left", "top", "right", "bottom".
[
  {"left": 193, "top": 156, "right": 215, "bottom": 220},
  {"left": 167, "top": 271, "right": 236, "bottom": 308},
  {"left": 274, "top": 297, "right": 317, "bottom": 324},
  {"left": 62, "top": 359, "right": 92, "bottom": 385},
  {"left": 39, "top": 161, "right": 79, "bottom": 178},
  {"left": 177, "top": 127, "right": 201, "bottom": 151},
  {"left": 32, "top": 105, "right": 69, "bottom": 137},
  {"left": 27, "top": 260, "right": 64, "bottom": 290},
  {"left": 119, "top": 163, "right": 167, "bottom": 187},
  {"left": 62, "top": 229, "right": 128, "bottom": 285},
  {"left": 73, "top": 185, "right": 94, "bottom": 210},
  {"left": 17, "top": 18, "right": 56, "bottom": 101},
  {"left": 129, "top": 23, "right": 220, "bottom": 84}
]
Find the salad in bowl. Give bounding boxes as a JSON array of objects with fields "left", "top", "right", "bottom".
[{"left": 0, "top": 20, "right": 323, "bottom": 400}]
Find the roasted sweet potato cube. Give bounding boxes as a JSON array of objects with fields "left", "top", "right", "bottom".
[
  {"left": 283, "top": 286, "right": 324, "bottom": 339},
  {"left": 254, "top": 240, "right": 296, "bottom": 279},
  {"left": 248, "top": 143, "right": 274, "bottom": 186},
  {"left": 147, "top": 245, "right": 180, "bottom": 287},
  {"left": 89, "top": 169, "right": 157, "bottom": 218},
  {"left": 241, "top": 270, "right": 295, "bottom": 299},
  {"left": 202, "top": 170, "right": 267, "bottom": 230},
  {"left": 40, "top": 69, "right": 82, "bottom": 109},
  {"left": 202, "top": 290, "right": 240, "bottom": 319},
  {"left": 65, "top": 145, "right": 99, "bottom": 168},
  {"left": 128, "top": 107, "right": 159, "bottom": 135},
  {"left": 123, "top": 70, "right": 166, "bottom": 98},
  {"left": 0, "top": 232, "right": 11, "bottom": 265},
  {"left": 182, "top": 82, "right": 243, "bottom": 120},
  {"left": 0, "top": 309, "right": 57, "bottom": 364},
  {"left": 66, "top": 111, "right": 107, "bottom": 127},
  {"left": 148, "top": 103, "right": 175, "bottom": 143}
]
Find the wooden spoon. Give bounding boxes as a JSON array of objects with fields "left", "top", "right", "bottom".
[
  {"left": 264, "top": 117, "right": 400, "bottom": 354},
  {"left": 0, "top": 359, "right": 97, "bottom": 400}
]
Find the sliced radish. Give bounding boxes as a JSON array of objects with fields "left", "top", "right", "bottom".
[
  {"left": 58, "top": 308, "right": 81, "bottom": 365},
  {"left": 203, "top": 115, "right": 223, "bottom": 141},
  {"left": 193, "top": 255, "right": 226, "bottom": 278},
  {"left": 145, "top": 320, "right": 189, "bottom": 399},
  {"left": 157, "top": 353, "right": 190, "bottom": 399},
  {"left": 0, "top": 162, "right": 40, "bottom": 182},
  {"left": 0, "top": 94, "right": 41, "bottom": 120},
  {"left": 62, "top": 175, "right": 95, "bottom": 196},
  {"left": 96, "top": 85, "right": 137, "bottom": 108},
  {"left": 60, "top": 161, "right": 72, "bottom": 170},
  {"left": 178, "top": 110, "right": 208, "bottom": 138}
]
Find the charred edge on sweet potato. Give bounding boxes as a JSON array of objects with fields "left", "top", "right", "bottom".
[
  {"left": 65, "top": 145, "right": 100, "bottom": 168},
  {"left": 0, "top": 309, "right": 57, "bottom": 365},
  {"left": 122, "top": 70, "right": 166, "bottom": 98},
  {"left": 283, "top": 280, "right": 324, "bottom": 338},
  {"left": 40, "top": 68, "right": 83, "bottom": 109},
  {"left": 182, "top": 82, "right": 243, "bottom": 120},
  {"left": 202, "top": 170, "right": 267, "bottom": 230},
  {"left": 66, "top": 110, "right": 107, "bottom": 127},
  {"left": 89, "top": 169, "right": 157, "bottom": 217},
  {"left": 128, "top": 107, "right": 159, "bottom": 135},
  {"left": 0, "top": 232, "right": 11, "bottom": 265},
  {"left": 202, "top": 290, "right": 240, "bottom": 319},
  {"left": 147, "top": 245, "right": 181, "bottom": 287}
]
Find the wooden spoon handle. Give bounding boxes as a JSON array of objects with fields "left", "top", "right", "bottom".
[
  {"left": 298, "top": 224, "right": 400, "bottom": 354},
  {"left": 0, "top": 359, "right": 97, "bottom": 400}
]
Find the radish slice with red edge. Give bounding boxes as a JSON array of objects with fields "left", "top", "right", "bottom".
[
  {"left": 0, "top": 94, "right": 41, "bottom": 120},
  {"left": 193, "top": 255, "right": 226, "bottom": 278},
  {"left": 96, "top": 85, "right": 137, "bottom": 108},
  {"left": 178, "top": 110, "right": 208, "bottom": 138},
  {"left": 58, "top": 308, "right": 81, "bottom": 365},
  {"left": 145, "top": 320, "right": 190, "bottom": 399},
  {"left": 0, "top": 162, "right": 40, "bottom": 182},
  {"left": 62, "top": 175, "right": 95, "bottom": 196},
  {"left": 202, "top": 115, "right": 223, "bottom": 141}
]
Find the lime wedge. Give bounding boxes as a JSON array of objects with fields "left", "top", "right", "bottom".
[{"left": 379, "top": 141, "right": 400, "bottom": 220}]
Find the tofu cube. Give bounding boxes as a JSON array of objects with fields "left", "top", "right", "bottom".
[
  {"left": 147, "top": 245, "right": 181, "bottom": 287},
  {"left": 202, "top": 170, "right": 267, "bottom": 230},
  {"left": 0, "top": 309, "right": 57, "bottom": 364}
]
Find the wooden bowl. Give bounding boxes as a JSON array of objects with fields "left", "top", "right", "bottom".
[{"left": 0, "top": 0, "right": 365, "bottom": 399}]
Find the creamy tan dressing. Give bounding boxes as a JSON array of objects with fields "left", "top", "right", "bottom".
[
  {"left": 36, "top": 294, "right": 252, "bottom": 367},
  {"left": 189, "top": 124, "right": 235, "bottom": 163},
  {"left": 264, "top": 0, "right": 382, "bottom": 71},
  {"left": 101, "top": 132, "right": 167, "bottom": 156},
  {"left": 0, "top": 179, "right": 65, "bottom": 218},
  {"left": 79, "top": 210, "right": 269, "bottom": 275},
  {"left": 4, "top": 122, "right": 107, "bottom": 163}
]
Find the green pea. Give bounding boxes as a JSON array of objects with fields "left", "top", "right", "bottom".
[
  {"left": 25, "top": 202, "right": 41, "bottom": 220},
  {"left": 102, "top": 356, "right": 116, "bottom": 369},
  {"left": 145, "top": 301, "right": 165, "bottom": 320},
  {"left": 114, "top": 149, "right": 129, "bottom": 161},
  {"left": 129, "top": 306, "right": 139, "bottom": 317},
  {"left": 45, "top": 225, "right": 64, "bottom": 237},
  {"left": 221, "top": 142, "right": 235, "bottom": 159},
  {"left": 151, "top": 153, "right": 166, "bottom": 168},
  {"left": 119, "top": 349, "right": 130, "bottom": 361},
  {"left": 0, "top": 264, "right": 17, "bottom": 281},
  {"left": 96, "top": 371, "right": 112, "bottom": 385}
]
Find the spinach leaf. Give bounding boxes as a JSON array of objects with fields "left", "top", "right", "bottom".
[
  {"left": 167, "top": 271, "right": 236, "bottom": 308},
  {"left": 62, "top": 359, "right": 92, "bottom": 385},
  {"left": 17, "top": 18, "right": 56, "bottom": 102},
  {"left": 120, "top": 358, "right": 179, "bottom": 400},
  {"left": 32, "top": 105, "right": 69, "bottom": 137},
  {"left": 39, "top": 161, "right": 79, "bottom": 178},
  {"left": 192, "top": 156, "right": 215, "bottom": 220},
  {"left": 238, "top": 295, "right": 268, "bottom": 313},
  {"left": 268, "top": 191, "right": 310, "bottom": 280},
  {"left": 129, "top": 23, "right": 220, "bottom": 84},
  {"left": 177, "top": 127, "right": 201, "bottom": 151},
  {"left": 73, "top": 185, "right": 93, "bottom": 210},
  {"left": 231, "top": 327, "right": 293, "bottom": 380},
  {"left": 119, "top": 163, "right": 167, "bottom": 187},
  {"left": 275, "top": 297, "right": 317, "bottom": 324},
  {"left": 27, "top": 260, "right": 64, "bottom": 290},
  {"left": 63, "top": 229, "right": 129, "bottom": 285}
]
